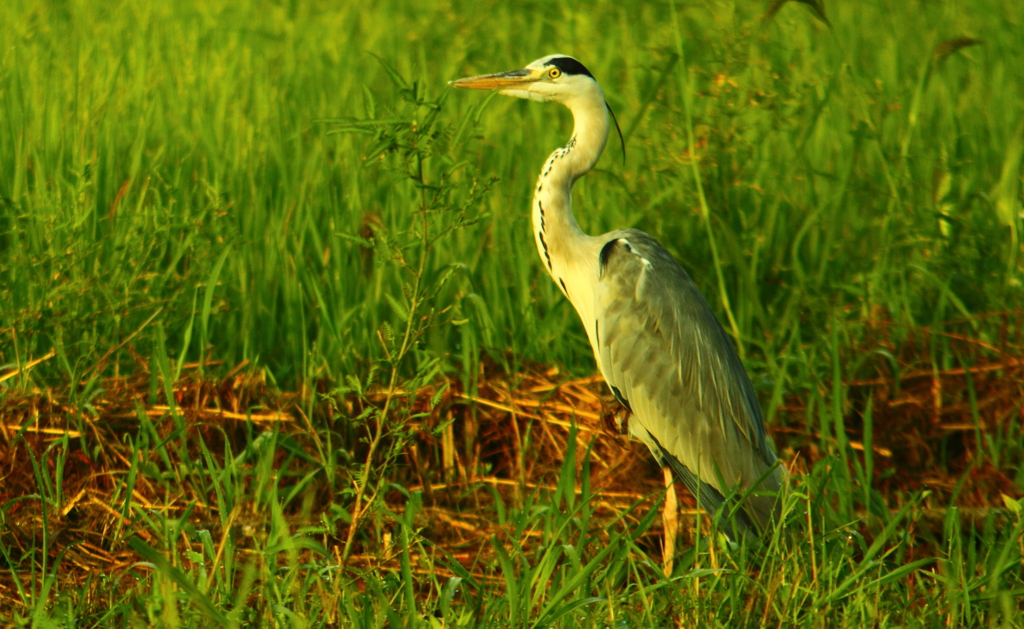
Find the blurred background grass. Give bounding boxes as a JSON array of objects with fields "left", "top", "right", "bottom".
[
  {"left": 3, "top": 0, "right": 1021, "bottom": 390},
  {"left": 2, "top": 0, "right": 1024, "bottom": 626}
]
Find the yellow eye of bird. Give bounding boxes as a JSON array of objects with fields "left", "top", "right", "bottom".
[{"left": 549, "top": 67, "right": 561, "bottom": 79}]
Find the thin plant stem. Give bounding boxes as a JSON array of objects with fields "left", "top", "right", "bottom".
[{"left": 668, "top": 0, "right": 743, "bottom": 359}]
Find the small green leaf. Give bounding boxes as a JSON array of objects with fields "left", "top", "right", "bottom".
[
  {"left": 430, "top": 382, "right": 449, "bottom": 409},
  {"left": 336, "top": 231, "right": 374, "bottom": 248},
  {"left": 368, "top": 52, "right": 410, "bottom": 92},
  {"left": 385, "top": 293, "right": 409, "bottom": 321},
  {"left": 362, "top": 84, "right": 377, "bottom": 118}
]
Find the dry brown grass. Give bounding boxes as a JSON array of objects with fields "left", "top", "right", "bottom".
[{"left": 1, "top": 317, "right": 1022, "bottom": 609}]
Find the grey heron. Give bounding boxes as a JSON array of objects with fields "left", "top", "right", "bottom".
[{"left": 452, "top": 55, "right": 783, "bottom": 537}]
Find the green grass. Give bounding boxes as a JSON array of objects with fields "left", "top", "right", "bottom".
[
  {"left": 2, "top": 0, "right": 1024, "bottom": 626},
  {"left": 3, "top": 0, "right": 1021, "bottom": 384}
]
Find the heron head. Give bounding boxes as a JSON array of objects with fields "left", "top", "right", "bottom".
[{"left": 451, "top": 55, "right": 604, "bottom": 105}]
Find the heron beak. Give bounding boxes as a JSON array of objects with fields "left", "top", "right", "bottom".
[{"left": 450, "top": 68, "right": 536, "bottom": 90}]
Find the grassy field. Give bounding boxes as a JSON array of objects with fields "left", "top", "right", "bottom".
[{"left": 2, "top": 0, "right": 1024, "bottom": 626}]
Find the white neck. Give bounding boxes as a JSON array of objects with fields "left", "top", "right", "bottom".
[{"left": 530, "top": 91, "right": 610, "bottom": 293}]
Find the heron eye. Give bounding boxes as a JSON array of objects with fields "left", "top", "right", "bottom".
[{"left": 548, "top": 67, "right": 561, "bottom": 79}]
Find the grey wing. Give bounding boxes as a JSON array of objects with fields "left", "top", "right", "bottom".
[{"left": 594, "top": 232, "right": 782, "bottom": 533}]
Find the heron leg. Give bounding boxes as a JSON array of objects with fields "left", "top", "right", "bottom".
[{"left": 662, "top": 466, "right": 678, "bottom": 577}]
